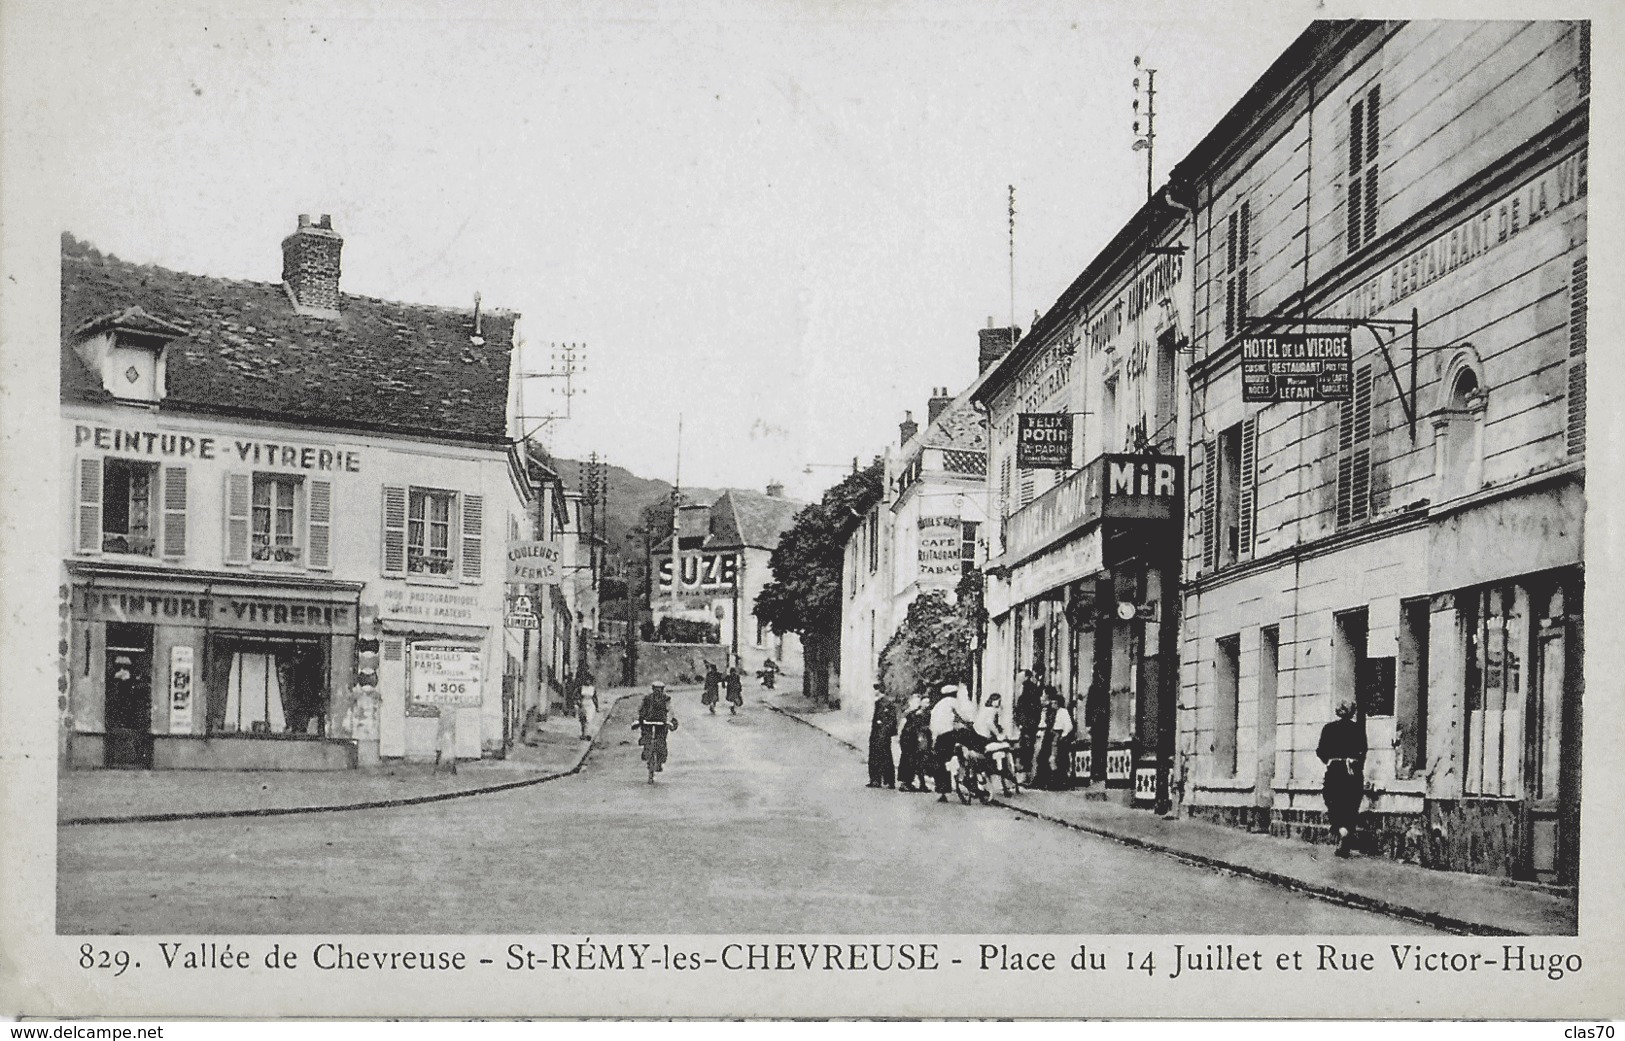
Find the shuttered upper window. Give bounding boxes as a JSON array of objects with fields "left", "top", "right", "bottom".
[
  {"left": 1347, "top": 85, "right": 1381, "bottom": 253},
  {"left": 1336, "top": 365, "right": 1375, "bottom": 528},
  {"left": 1223, "top": 200, "right": 1251, "bottom": 341},
  {"left": 224, "top": 472, "right": 333, "bottom": 571},
  {"left": 381, "top": 485, "right": 483, "bottom": 583},
  {"left": 1568, "top": 255, "right": 1587, "bottom": 457},
  {"left": 75, "top": 458, "right": 189, "bottom": 561}
]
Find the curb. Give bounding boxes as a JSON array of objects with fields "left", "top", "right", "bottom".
[
  {"left": 59, "top": 691, "right": 644, "bottom": 828},
  {"left": 766, "top": 701, "right": 1532, "bottom": 938}
]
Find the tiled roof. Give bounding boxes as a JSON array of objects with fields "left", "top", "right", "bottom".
[
  {"left": 61, "top": 233, "right": 516, "bottom": 443},
  {"left": 923, "top": 396, "right": 987, "bottom": 453},
  {"left": 717, "top": 489, "right": 806, "bottom": 550}
]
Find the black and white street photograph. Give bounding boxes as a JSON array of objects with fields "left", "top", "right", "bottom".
[{"left": 2, "top": 0, "right": 1617, "bottom": 1023}]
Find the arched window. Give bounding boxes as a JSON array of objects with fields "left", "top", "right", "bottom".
[{"left": 1432, "top": 352, "right": 1486, "bottom": 502}]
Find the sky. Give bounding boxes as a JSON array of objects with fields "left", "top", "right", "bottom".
[{"left": 20, "top": 0, "right": 1319, "bottom": 500}]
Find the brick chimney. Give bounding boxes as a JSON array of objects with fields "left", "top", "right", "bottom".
[
  {"left": 765, "top": 480, "right": 784, "bottom": 498},
  {"left": 979, "top": 316, "right": 1020, "bottom": 372},
  {"left": 900, "top": 410, "right": 918, "bottom": 445},
  {"left": 282, "top": 214, "right": 343, "bottom": 314},
  {"left": 927, "top": 386, "right": 954, "bottom": 425}
]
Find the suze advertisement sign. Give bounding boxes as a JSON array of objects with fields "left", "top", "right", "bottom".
[
  {"left": 408, "top": 643, "right": 483, "bottom": 707},
  {"left": 1241, "top": 333, "right": 1352, "bottom": 403},
  {"left": 657, "top": 552, "right": 739, "bottom": 596}
]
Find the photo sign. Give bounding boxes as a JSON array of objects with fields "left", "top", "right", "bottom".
[
  {"left": 1016, "top": 412, "right": 1073, "bottom": 469},
  {"left": 1241, "top": 332, "right": 1353, "bottom": 403},
  {"left": 409, "top": 643, "right": 483, "bottom": 707},
  {"left": 506, "top": 540, "right": 562, "bottom": 584}
]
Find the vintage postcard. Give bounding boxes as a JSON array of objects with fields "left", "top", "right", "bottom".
[{"left": 1, "top": 0, "right": 1621, "bottom": 1021}]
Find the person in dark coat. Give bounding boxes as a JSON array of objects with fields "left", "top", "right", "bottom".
[
  {"left": 632, "top": 681, "right": 679, "bottom": 783},
  {"left": 702, "top": 663, "right": 721, "bottom": 713},
  {"left": 896, "top": 693, "right": 931, "bottom": 791},
  {"left": 1317, "top": 700, "right": 1367, "bottom": 857},
  {"left": 1014, "top": 669, "right": 1042, "bottom": 779},
  {"left": 867, "top": 686, "right": 898, "bottom": 788},
  {"left": 725, "top": 666, "right": 744, "bottom": 714},
  {"left": 1031, "top": 686, "right": 1074, "bottom": 790}
]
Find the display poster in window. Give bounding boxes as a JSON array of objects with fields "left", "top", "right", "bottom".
[
  {"left": 917, "top": 516, "right": 962, "bottom": 580},
  {"left": 168, "top": 645, "right": 194, "bottom": 734},
  {"left": 408, "top": 643, "right": 484, "bottom": 707},
  {"left": 1241, "top": 332, "right": 1352, "bottom": 402},
  {"left": 1015, "top": 412, "right": 1073, "bottom": 469}
]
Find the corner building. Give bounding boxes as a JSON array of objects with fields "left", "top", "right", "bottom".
[
  {"left": 1173, "top": 21, "right": 1587, "bottom": 881},
  {"left": 60, "top": 218, "right": 533, "bottom": 770}
]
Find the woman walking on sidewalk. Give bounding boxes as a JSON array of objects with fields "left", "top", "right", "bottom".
[
  {"left": 633, "top": 681, "right": 679, "bottom": 783},
  {"left": 1317, "top": 701, "right": 1367, "bottom": 857},
  {"left": 725, "top": 666, "right": 744, "bottom": 714}
]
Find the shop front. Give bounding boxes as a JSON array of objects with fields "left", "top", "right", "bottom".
[
  {"left": 375, "top": 584, "right": 496, "bottom": 762},
  {"left": 66, "top": 562, "right": 362, "bottom": 770},
  {"left": 992, "top": 454, "right": 1183, "bottom": 805}
]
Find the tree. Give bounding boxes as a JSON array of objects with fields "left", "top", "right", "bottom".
[
  {"left": 755, "top": 460, "right": 883, "bottom": 703},
  {"left": 876, "top": 590, "right": 976, "bottom": 706}
]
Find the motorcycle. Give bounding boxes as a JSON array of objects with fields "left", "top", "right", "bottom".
[{"left": 951, "top": 736, "right": 1020, "bottom": 804}]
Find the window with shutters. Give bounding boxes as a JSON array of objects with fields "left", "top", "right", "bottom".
[
  {"left": 1237, "top": 416, "right": 1257, "bottom": 559},
  {"left": 1568, "top": 255, "right": 1586, "bottom": 457},
  {"left": 100, "top": 459, "right": 159, "bottom": 557},
  {"left": 252, "top": 475, "right": 302, "bottom": 565},
  {"left": 960, "top": 520, "right": 979, "bottom": 576},
  {"left": 1347, "top": 84, "right": 1381, "bottom": 253},
  {"left": 1216, "top": 423, "right": 1242, "bottom": 567},
  {"left": 1223, "top": 200, "right": 1251, "bottom": 341},
  {"left": 1336, "top": 365, "right": 1375, "bottom": 528},
  {"left": 223, "top": 472, "right": 331, "bottom": 570},
  {"left": 999, "top": 456, "right": 1013, "bottom": 518}
]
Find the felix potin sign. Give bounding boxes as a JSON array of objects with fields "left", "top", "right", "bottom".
[
  {"left": 409, "top": 644, "right": 483, "bottom": 707},
  {"left": 1016, "top": 413, "right": 1073, "bottom": 469},
  {"left": 1241, "top": 333, "right": 1352, "bottom": 403}
]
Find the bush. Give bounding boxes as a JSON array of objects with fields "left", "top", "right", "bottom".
[{"left": 876, "top": 590, "right": 974, "bottom": 706}]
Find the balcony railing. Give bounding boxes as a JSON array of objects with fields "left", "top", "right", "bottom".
[
  {"left": 408, "top": 550, "right": 456, "bottom": 576},
  {"left": 102, "top": 533, "right": 156, "bottom": 557},
  {"left": 251, "top": 542, "right": 304, "bottom": 565}
]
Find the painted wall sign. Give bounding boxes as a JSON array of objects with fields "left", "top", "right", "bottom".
[
  {"left": 168, "top": 645, "right": 195, "bottom": 734},
  {"left": 72, "top": 424, "right": 363, "bottom": 473},
  {"left": 656, "top": 552, "right": 739, "bottom": 595},
  {"left": 1016, "top": 413, "right": 1074, "bottom": 469},
  {"left": 409, "top": 643, "right": 483, "bottom": 707},
  {"left": 1241, "top": 333, "right": 1352, "bottom": 402},
  {"left": 505, "top": 540, "right": 562, "bottom": 584},
  {"left": 379, "top": 586, "right": 481, "bottom": 623},
  {"left": 73, "top": 586, "right": 355, "bottom": 634},
  {"left": 916, "top": 515, "right": 962, "bottom": 579},
  {"left": 1002, "top": 454, "right": 1183, "bottom": 564}
]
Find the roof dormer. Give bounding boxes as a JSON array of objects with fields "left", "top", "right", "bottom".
[{"left": 71, "top": 306, "right": 188, "bottom": 404}]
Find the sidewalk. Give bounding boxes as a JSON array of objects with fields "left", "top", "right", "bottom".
[
  {"left": 58, "top": 686, "right": 672, "bottom": 825},
  {"left": 764, "top": 692, "right": 1577, "bottom": 937}
]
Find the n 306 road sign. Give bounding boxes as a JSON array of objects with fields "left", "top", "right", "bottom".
[{"left": 1241, "top": 333, "right": 1353, "bottom": 403}]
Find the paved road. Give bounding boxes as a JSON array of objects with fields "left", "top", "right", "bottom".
[{"left": 58, "top": 694, "right": 1436, "bottom": 934}]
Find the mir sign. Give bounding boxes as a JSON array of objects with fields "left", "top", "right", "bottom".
[{"left": 1241, "top": 333, "right": 1352, "bottom": 403}]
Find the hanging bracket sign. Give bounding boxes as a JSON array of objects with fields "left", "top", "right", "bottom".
[
  {"left": 1242, "top": 333, "right": 1353, "bottom": 403},
  {"left": 1016, "top": 413, "right": 1074, "bottom": 469}
]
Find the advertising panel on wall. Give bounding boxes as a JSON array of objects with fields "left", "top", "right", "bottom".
[
  {"left": 408, "top": 643, "right": 484, "bottom": 707},
  {"left": 656, "top": 551, "right": 739, "bottom": 599},
  {"left": 1015, "top": 412, "right": 1074, "bottom": 469},
  {"left": 916, "top": 516, "right": 962, "bottom": 579},
  {"left": 1240, "top": 333, "right": 1353, "bottom": 403}
]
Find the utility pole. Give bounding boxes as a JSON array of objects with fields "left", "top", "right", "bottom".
[{"left": 1133, "top": 58, "right": 1156, "bottom": 205}]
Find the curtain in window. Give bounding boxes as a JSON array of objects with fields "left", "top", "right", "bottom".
[{"left": 223, "top": 651, "right": 288, "bottom": 734}]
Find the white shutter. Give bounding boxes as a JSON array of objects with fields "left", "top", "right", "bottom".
[
  {"left": 1237, "top": 418, "right": 1256, "bottom": 559},
  {"left": 1200, "top": 439, "right": 1218, "bottom": 570},
  {"left": 161, "top": 465, "right": 188, "bottom": 559},
  {"left": 76, "top": 457, "right": 103, "bottom": 555},
  {"left": 381, "top": 485, "right": 407, "bottom": 576},
  {"left": 460, "top": 493, "right": 484, "bottom": 583},
  {"left": 307, "top": 478, "right": 333, "bottom": 571},
  {"left": 223, "top": 472, "right": 251, "bottom": 565}
]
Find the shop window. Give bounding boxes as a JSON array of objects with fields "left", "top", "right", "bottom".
[
  {"left": 1347, "top": 83, "right": 1381, "bottom": 253},
  {"left": 1396, "top": 598, "right": 1430, "bottom": 777},
  {"left": 1213, "top": 634, "right": 1240, "bottom": 778},
  {"left": 1336, "top": 365, "right": 1374, "bottom": 527},
  {"left": 381, "top": 486, "right": 483, "bottom": 583},
  {"left": 1223, "top": 200, "right": 1251, "bottom": 340},
  {"left": 209, "top": 639, "right": 328, "bottom": 736},
  {"left": 1463, "top": 585, "right": 1528, "bottom": 798}
]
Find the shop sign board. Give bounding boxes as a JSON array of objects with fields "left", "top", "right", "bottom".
[
  {"left": 168, "top": 646, "right": 195, "bottom": 734},
  {"left": 379, "top": 586, "right": 480, "bottom": 624},
  {"left": 656, "top": 552, "right": 739, "bottom": 597},
  {"left": 1016, "top": 413, "right": 1074, "bottom": 469},
  {"left": 1002, "top": 453, "right": 1183, "bottom": 565},
  {"left": 1241, "top": 333, "right": 1352, "bottom": 403},
  {"left": 71, "top": 423, "right": 364, "bottom": 473},
  {"left": 409, "top": 643, "right": 483, "bottom": 707},
  {"left": 916, "top": 515, "right": 961, "bottom": 579},
  {"left": 506, "top": 540, "right": 562, "bottom": 584},
  {"left": 1009, "top": 529, "right": 1103, "bottom": 604},
  {"left": 504, "top": 611, "right": 539, "bottom": 630},
  {"left": 73, "top": 585, "right": 356, "bottom": 634}
]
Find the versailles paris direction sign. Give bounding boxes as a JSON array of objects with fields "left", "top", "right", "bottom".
[{"left": 1241, "top": 332, "right": 1353, "bottom": 403}]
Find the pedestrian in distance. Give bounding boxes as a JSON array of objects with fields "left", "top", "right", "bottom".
[
  {"left": 702, "top": 662, "right": 721, "bottom": 714},
  {"left": 633, "top": 680, "right": 679, "bottom": 784},
  {"left": 577, "top": 666, "right": 598, "bottom": 741},
  {"left": 896, "top": 692, "right": 932, "bottom": 792},
  {"left": 867, "top": 685, "right": 898, "bottom": 789},
  {"left": 1014, "top": 669, "right": 1042, "bottom": 780},
  {"left": 1317, "top": 700, "right": 1368, "bottom": 858},
  {"left": 1031, "top": 686, "right": 1074, "bottom": 790},
  {"left": 725, "top": 665, "right": 744, "bottom": 714}
]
